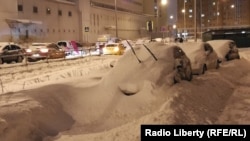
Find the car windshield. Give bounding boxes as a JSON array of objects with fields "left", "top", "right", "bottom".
[
  {"left": 47, "top": 43, "right": 60, "bottom": 49},
  {"left": 106, "top": 44, "right": 118, "bottom": 47}
]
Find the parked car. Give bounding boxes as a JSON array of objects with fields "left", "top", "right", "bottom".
[
  {"left": 206, "top": 39, "right": 240, "bottom": 62},
  {"left": 57, "top": 40, "right": 84, "bottom": 56},
  {"left": 172, "top": 45, "right": 193, "bottom": 82},
  {"left": 25, "top": 42, "right": 66, "bottom": 61},
  {"left": 110, "top": 42, "right": 193, "bottom": 83},
  {"left": 179, "top": 42, "right": 220, "bottom": 75},
  {"left": 0, "top": 42, "right": 25, "bottom": 64},
  {"left": 103, "top": 43, "right": 126, "bottom": 55}
]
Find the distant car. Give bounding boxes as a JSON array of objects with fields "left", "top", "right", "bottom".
[
  {"left": 179, "top": 42, "right": 220, "bottom": 75},
  {"left": 0, "top": 42, "right": 25, "bottom": 64},
  {"left": 103, "top": 43, "right": 126, "bottom": 55},
  {"left": 57, "top": 40, "right": 84, "bottom": 56},
  {"left": 175, "top": 37, "right": 184, "bottom": 43},
  {"left": 206, "top": 39, "right": 240, "bottom": 62},
  {"left": 25, "top": 43, "right": 66, "bottom": 61}
]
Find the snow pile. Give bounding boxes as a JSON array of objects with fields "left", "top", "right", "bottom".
[
  {"left": 51, "top": 59, "right": 250, "bottom": 141},
  {"left": 0, "top": 56, "right": 116, "bottom": 93}
]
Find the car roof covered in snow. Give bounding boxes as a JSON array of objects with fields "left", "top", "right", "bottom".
[{"left": 206, "top": 39, "right": 234, "bottom": 59}]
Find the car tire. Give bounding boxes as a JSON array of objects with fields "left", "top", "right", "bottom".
[
  {"left": 185, "top": 66, "right": 193, "bottom": 81},
  {"left": 216, "top": 60, "right": 220, "bottom": 69},
  {"left": 202, "top": 65, "right": 207, "bottom": 74},
  {"left": 16, "top": 56, "right": 23, "bottom": 63}
]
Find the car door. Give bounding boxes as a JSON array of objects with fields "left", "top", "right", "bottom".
[
  {"left": 11, "top": 45, "right": 22, "bottom": 60},
  {"left": 204, "top": 43, "right": 218, "bottom": 69},
  {"left": 54, "top": 44, "right": 65, "bottom": 58},
  {"left": 48, "top": 44, "right": 65, "bottom": 58},
  {"left": 2, "top": 45, "right": 13, "bottom": 62}
]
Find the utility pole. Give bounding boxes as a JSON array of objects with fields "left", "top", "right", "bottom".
[
  {"left": 194, "top": 0, "right": 197, "bottom": 42},
  {"left": 115, "top": 0, "right": 118, "bottom": 38}
]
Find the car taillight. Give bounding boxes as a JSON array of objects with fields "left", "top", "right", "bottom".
[{"left": 40, "top": 48, "right": 49, "bottom": 53}]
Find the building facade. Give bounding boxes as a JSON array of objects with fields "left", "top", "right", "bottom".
[
  {"left": 80, "top": 0, "right": 147, "bottom": 43},
  {"left": 177, "top": 0, "right": 250, "bottom": 38},
  {"left": 0, "top": 0, "right": 148, "bottom": 43}
]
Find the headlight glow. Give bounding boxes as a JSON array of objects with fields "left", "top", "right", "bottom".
[
  {"left": 40, "top": 48, "right": 49, "bottom": 53},
  {"left": 103, "top": 47, "right": 107, "bottom": 52},
  {"left": 26, "top": 49, "right": 32, "bottom": 53},
  {"left": 114, "top": 47, "right": 119, "bottom": 52}
]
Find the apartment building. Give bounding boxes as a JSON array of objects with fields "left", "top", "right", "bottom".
[
  {"left": 0, "top": 0, "right": 148, "bottom": 43},
  {"left": 177, "top": 0, "right": 250, "bottom": 38}
]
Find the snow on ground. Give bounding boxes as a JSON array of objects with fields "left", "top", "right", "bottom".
[{"left": 0, "top": 46, "right": 250, "bottom": 141}]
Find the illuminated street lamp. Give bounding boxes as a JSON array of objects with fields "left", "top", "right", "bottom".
[
  {"left": 115, "top": 0, "right": 118, "bottom": 38},
  {"left": 182, "top": 9, "right": 186, "bottom": 31},
  {"left": 173, "top": 24, "right": 176, "bottom": 29},
  {"left": 155, "top": 0, "right": 168, "bottom": 33},
  {"left": 161, "top": 0, "right": 167, "bottom": 5}
]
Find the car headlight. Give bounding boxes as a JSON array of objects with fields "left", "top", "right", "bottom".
[
  {"left": 26, "top": 49, "right": 32, "bottom": 53},
  {"left": 40, "top": 48, "right": 49, "bottom": 53},
  {"left": 114, "top": 47, "right": 119, "bottom": 52},
  {"left": 103, "top": 48, "right": 107, "bottom": 52}
]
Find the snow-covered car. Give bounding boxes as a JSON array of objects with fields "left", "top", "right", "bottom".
[
  {"left": 103, "top": 43, "right": 126, "bottom": 55},
  {"left": 179, "top": 42, "right": 220, "bottom": 75},
  {"left": 25, "top": 43, "right": 66, "bottom": 61},
  {"left": 206, "top": 39, "right": 240, "bottom": 62},
  {"left": 0, "top": 42, "right": 25, "bottom": 64},
  {"left": 110, "top": 42, "right": 193, "bottom": 84}
]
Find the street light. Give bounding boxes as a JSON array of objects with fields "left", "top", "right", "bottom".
[
  {"left": 115, "top": 0, "right": 118, "bottom": 38},
  {"left": 161, "top": 0, "right": 167, "bottom": 5},
  {"left": 155, "top": 0, "right": 168, "bottom": 33},
  {"left": 194, "top": 0, "right": 197, "bottom": 42},
  {"left": 182, "top": 9, "right": 186, "bottom": 31}
]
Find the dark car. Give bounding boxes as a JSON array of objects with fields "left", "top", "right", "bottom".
[{"left": 0, "top": 42, "right": 25, "bottom": 64}]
